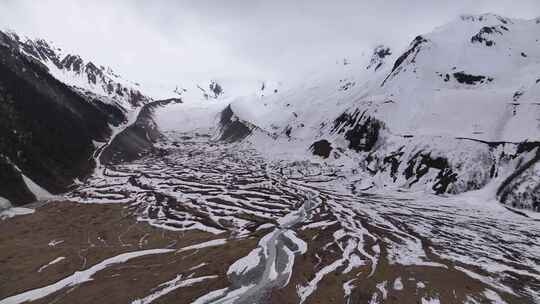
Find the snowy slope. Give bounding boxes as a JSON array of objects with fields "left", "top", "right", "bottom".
[
  {"left": 229, "top": 14, "right": 540, "bottom": 142},
  {"left": 5, "top": 31, "right": 149, "bottom": 110},
  {"left": 217, "top": 14, "right": 540, "bottom": 211},
  {"left": 228, "top": 44, "right": 396, "bottom": 140},
  {"left": 377, "top": 14, "right": 540, "bottom": 142}
]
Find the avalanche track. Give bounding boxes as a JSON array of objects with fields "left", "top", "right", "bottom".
[{"left": 67, "top": 132, "right": 540, "bottom": 304}]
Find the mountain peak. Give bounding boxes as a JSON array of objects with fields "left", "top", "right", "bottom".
[{"left": 0, "top": 29, "right": 150, "bottom": 107}]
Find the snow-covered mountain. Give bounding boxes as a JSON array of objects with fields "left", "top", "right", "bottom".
[
  {"left": 0, "top": 29, "right": 152, "bottom": 206},
  {"left": 217, "top": 14, "right": 540, "bottom": 211},
  {"left": 5, "top": 31, "right": 148, "bottom": 109},
  {"left": 1, "top": 13, "right": 538, "bottom": 212},
  {"left": 3, "top": 13, "right": 540, "bottom": 304}
]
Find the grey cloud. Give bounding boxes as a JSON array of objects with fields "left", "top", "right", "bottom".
[{"left": 0, "top": 0, "right": 538, "bottom": 91}]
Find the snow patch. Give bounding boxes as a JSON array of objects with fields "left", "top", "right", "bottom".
[
  {"left": 0, "top": 207, "right": 34, "bottom": 219},
  {"left": 37, "top": 257, "right": 66, "bottom": 273},
  {"left": 131, "top": 274, "right": 217, "bottom": 304},
  {"left": 393, "top": 277, "right": 404, "bottom": 290},
  {"left": 178, "top": 239, "right": 227, "bottom": 252}
]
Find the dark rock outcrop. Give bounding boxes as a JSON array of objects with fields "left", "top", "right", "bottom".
[
  {"left": 332, "top": 109, "right": 382, "bottom": 152},
  {"left": 100, "top": 101, "right": 165, "bottom": 165},
  {"left": 217, "top": 105, "right": 252, "bottom": 142},
  {"left": 382, "top": 36, "right": 427, "bottom": 86},
  {"left": 471, "top": 26, "right": 505, "bottom": 46},
  {"left": 0, "top": 31, "right": 128, "bottom": 204},
  {"left": 453, "top": 72, "right": 492, "bottom": 85},
  {"left": 402, "top": 152, "right": 458, "bottom": 194},
  {"left": 366, "top": 45, "right": 392, "bottom": 72},
  {"left": 6, "top": 31, "right": 148, "bottom": 108},
  {"left": 0, "top": 156, "right": 35, "bottom": 204},
  {"left": 310, "top": 140, "right": 333, "bottom": 158}
]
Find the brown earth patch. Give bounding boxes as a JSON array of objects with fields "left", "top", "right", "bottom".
[
  {"left": 0, "top": 201, "right": 257, "bottom": 304},
  {"left": 1, "top": 200, "right": 532, "bottom": 303}
]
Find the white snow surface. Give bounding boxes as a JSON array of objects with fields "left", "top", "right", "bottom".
[
  {"left": 131, "top": 274, "right": 217, "bottom": 304},
  {"left": 154, "top": 101, "right": 227, "bottom": 134},
  {"left": 0, "top": 196, "right": 11, "bottom": 210},
  {"left": 37, "top": 257, "right": 66, "bottom": 273},
  {"left": 177, "top": 239, "right": 228, "bottom": 252},
  {"left": 0, "top": 207, "right": 34, "bottom": 219},
  {"left": 393, "top": 277, "right": 404, "bottom": 290},
  {"left": 226, "top": 14, "right": 540, "bottom": 147},
  {"left": 421, "top": 297, "right": 441, "bottom": 304},
  {"left": 227, "top": 247, "right": 263, "bottom": 277}
]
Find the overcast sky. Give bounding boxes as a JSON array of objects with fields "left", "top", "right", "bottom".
[{"left": 0, "top": 0, "right": 539, "bottom": 93}]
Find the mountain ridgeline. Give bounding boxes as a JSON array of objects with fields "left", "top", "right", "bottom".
[
  {"left": 0, "top": 30, "right": 151, "bottom": 205},
  {"left": 0, "top": 13, "right": 539, "bottom": 212},
  {"left": 1, "top": 12, "right": 540, "bottom": 304},
  {"left": 217, "top": 14, "right": 540, "bottom": 212}
]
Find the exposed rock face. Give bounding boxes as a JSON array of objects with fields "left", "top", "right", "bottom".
[
  {"left": 497, "top": 146, "right": 540, "bottom": 211},
  {"left": 382, "top": 35, "right": 427, "bottom": 85},
  {"left": 367, "top": 137, "right": 491, "bottom": 194},
  {"left": 100, "top": 101, "right": 166, "bottom": 165},
  {"left": 217, "top": 105, "right": 253, "bottom": 142},
  {"left": 0, "top": 156, "right": 35, "bottom": 204},
  {"left": 0, "top": 30, "right": 150, "bottom": 205},
  {"left": 332, "top": 109, "right": 383, "bottom": 153},
  {"left": 366, "top": 45, "right": 392, "bottom": 72},
  {"left": 452, "top": 71, "right": 492, "bottom": 85},
  {"left": 310, "top": 140, "right": 332, "bottom": 158},
  {"left": 329, "top": 108, "right": 539, "bottom": 202},
  {"left": 471, "top": 25, "right": 506, "bottom": 46},
  {"left": 209, "top": 80, "right": 223, "bottom": 98},
  {"left": 6, "top": 31, "right": 148, "bottom": 108},
  {"left": 501, "top": 162, "right": 540, "bottom": 212}
]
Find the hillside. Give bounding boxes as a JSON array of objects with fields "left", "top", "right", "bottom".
[
  {"left": 220, "top": 14, "right": 540, "bottom": 211},
  {"left": 0, "top": 30, "right": 151, "bottom": 205}
]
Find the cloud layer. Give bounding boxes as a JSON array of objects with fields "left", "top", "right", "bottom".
[{"left": 1, "top": 0, "right": 538, "bottom": 91}]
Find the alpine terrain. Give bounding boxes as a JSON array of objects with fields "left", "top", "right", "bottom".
[{"left": 1, "top": 12, "right": 540, "bottom": 304}]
